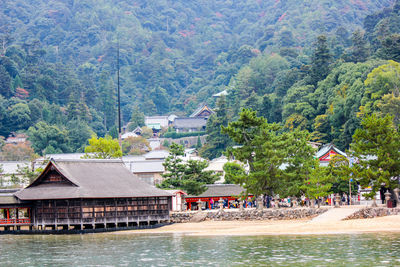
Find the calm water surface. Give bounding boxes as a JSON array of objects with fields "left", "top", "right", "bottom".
[{"left": 1, "top": 233, "right": 400, "bottom": 266}]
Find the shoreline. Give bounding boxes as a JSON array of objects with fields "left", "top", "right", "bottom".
[{"left": 112, "top": 214, "right": 400, "bottom": 236}]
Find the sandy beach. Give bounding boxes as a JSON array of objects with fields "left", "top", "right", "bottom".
[{"left": 116, "top": 214, "right": 400, "bottom": 236}]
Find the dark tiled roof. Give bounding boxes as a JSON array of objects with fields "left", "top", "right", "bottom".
[
  {"left": 173, "top": 117, "right": 207, "bottom": 128},
  {"left": 131, "top": 160, "right": 165, "bottom": 173},
  {"left": 15, "top": 160, "right": 172, "bottom": 200},
  {"left": 186, "top": 184, "right": 245, "bottom": 198}
]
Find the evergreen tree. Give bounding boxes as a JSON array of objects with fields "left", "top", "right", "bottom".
[
  {"left": 350, "top": 114, "right": 400, "bottom": 198},
  {"left": 129, "top": 105, "right": 145, "bottom": 128},
  {"left": 310, "top": 35, "right": 331, "bottom": 86},
  {"left": 199, "top": 96, "right": 232, "bottom": 159},
  {"left": 349, "top": 30, "right": 369, "bottom": 62}
]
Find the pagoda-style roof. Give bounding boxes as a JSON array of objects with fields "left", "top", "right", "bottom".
[
  {"left": 15, "top": 159, "right": 172, "bottom": 200},
  {"left": 316, "top": 144, "right": 347, "bottom": 162},
  {"left": 190, "top": 103, "right": 214, "bottom": 118}
]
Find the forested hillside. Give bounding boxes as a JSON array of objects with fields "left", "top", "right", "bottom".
[{"left": 0, "top": 0, "right": 397, "bottom": 155}]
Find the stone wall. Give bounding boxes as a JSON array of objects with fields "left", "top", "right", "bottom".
[
  {"left": 170, "top": 208, "right": 327, "bottom": 223},
  {"left": 344, "top": 207, "right": 400, "bottom": 220}
]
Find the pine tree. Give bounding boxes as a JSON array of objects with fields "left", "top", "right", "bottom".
[
  {"left": 310, "top": 35, "right": 331, "bottom": 86},
  {"left": 350, "top": 114, "right": 400, "bottom": 198},
  {"left": 199, "top": 96, "right": 232, "bottom": 159}
]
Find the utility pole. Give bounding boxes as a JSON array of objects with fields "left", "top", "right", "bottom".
[{"left": 117, "top": 39, "right": 122, "bottom": 158}]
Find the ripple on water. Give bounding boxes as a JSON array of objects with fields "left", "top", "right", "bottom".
[{"left": 0, "top": 233, "right": 400, "bottom": 266}]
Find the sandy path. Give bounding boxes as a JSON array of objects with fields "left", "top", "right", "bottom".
[{"left": 114, "top": 215, "right": 400, "bottom": 236}]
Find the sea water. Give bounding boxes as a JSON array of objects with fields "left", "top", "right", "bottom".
[{"left": 1, "top": 233, "right": 400, "bottom": 266}]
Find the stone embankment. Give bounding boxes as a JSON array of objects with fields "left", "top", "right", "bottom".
[
  {"left": 170, "top": 208, "right": 327, "bottom": 223},
  {"left": 344, "top": 207, "right": 400, "bottom": 220}
]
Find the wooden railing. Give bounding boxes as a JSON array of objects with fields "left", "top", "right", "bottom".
[{"left": 0, "top": 218, "right": 31, "bottom": 225}]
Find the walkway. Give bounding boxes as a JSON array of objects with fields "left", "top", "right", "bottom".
[{"left": 311, "top": 206, "right": 362, "bottom": 223}]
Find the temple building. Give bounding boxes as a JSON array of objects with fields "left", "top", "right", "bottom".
[
  {"left": 316, "top": 144, "right": 347, "bottom": 166},
  {"left": 0, "top": 159, "right": 172, "bottom": 231}
]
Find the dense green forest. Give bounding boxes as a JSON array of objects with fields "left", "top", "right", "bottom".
[{"left": 0, "top": 0, "right": 398, "bottom": 156}]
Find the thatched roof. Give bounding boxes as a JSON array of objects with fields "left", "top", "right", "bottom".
[{"left": 15, "top": 160, "right": 171, "bottom": 200}]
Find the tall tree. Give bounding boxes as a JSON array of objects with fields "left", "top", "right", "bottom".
[
  {"left": 350, "top": 114, "right": 400, "bottom": 198},
  {"left": 200, "top": 96, "right": 232, "bottom": 159},
  {"left": 310, "top": 35, "right": 331, "bottom": 86},
  {"left": 349, "top": 30, "right": 369, "bottom": 62}
]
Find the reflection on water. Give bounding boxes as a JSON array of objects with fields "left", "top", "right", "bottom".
[{"left": 1, "top": 233, "right": 400, "bottom": 266}]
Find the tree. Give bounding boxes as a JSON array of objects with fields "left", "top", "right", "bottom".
[
  {"left": 2, "top": 142, "right": 35, "bottom": 161},
  {"left": 222, "top": 109, "right": 316, "bottom": 197},
  {"left": 223, "top": 162, "right": 246, "bottom": 184},
  {"left": 348, "top": 30, "right": 369, "bottom": 63},
  {"left": 200, "top": 96, "right": 232, "bottom": 159},
  {"left": 180, "top": 160, "right": 220, "bottom": 195},
  {"left": 83, "top": 135, "right": 122, "bottom": 159},
  {"left": 28, "top": 121, "right": 70, "bottom": 155},
  {"left": 350, "top": 114, "right": 400, "bottom": 198},
  {"left": 122, "top": 136, "right": 151, "bottom": 155},
  {"left": 159, "top": 143, "right": 219, "bottom": 195},
  {"left": 129, "top": 105, "right": 145, "bottom": 128},
  {"left": 310, "top": 35, "right": 331, "bottom": 86},
  {"left": 161, "top": 143, "right": 185, "bottom": 181},
  {"left": 360, "top": 60, "right": 400, "bottom": 116},
  {"left": 301, "top": 163, "right": 332, "bottom": 208},
  {"left": 66, "top": 120, "right": 93, "bottom": 152},
  {"left": 0, "top": 164, "right": 4, "bottom": 187}
]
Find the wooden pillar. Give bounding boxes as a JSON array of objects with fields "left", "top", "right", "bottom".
[
  {"left": 114, "top": 198, "right": 117, "bottom": 227},
  {"left": 80, "top": 198, "right": 83, "bottom": 230},
  {"left": 6, "top": 208, "right": 9, "bottom": 221},
  {"left": 54, "top": 200, "right": 58, "bottom": 228}
]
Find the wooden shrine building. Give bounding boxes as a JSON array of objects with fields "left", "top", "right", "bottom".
[{"left": 1, "top": 159, "right": 172, "bottom": 231}]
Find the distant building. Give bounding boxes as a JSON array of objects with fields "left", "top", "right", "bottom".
[
  {"left": 144, "top": 150, "right": 170, "bottom": 161},
  {"left": 0, "top": 161, "right": 31, "bottom": 187},
  {"left": 128, "top": 160, "right": 165, "bottom": 185},
  {"left": 5, "top": 133, "right": 27, "bottom": 144},
  {"left": 185, "top": 184, "right": 247, "bottom": 210},
  {"left": 121, "top": 132, "right": 138, "bottom": 140},
  {"left": 316, "top": 144, "right": 347, "bottom": 167},
  {"left": 165, "top": 190, "right": 186, "bottom": 211},
  {"left": 190, "top": 103, "right": 214, "bottom": 118},
  {"left": 173, "top": 117, "right": 207, "bottom": 133},
  {"left": 145, "top": 116, "right": 169, "bottom": 128}
]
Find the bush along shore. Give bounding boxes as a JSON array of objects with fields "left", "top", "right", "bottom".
[{"left": 170, "top": 208, "right": 327, "bottom": 223}]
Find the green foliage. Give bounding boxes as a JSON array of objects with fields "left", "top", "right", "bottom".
[
  {"left": 350, "top": 114, "right": 400, "bottom": 198},
  {"left": 361, "top": 60, "right": 400, "bottom": 117},
  {"left": 129, "top": 106, "right": 145, "bottom": 128},
  {"left": 159, "top": 143, "right": 219, "bottom": 195},
  {"left": 300, "top": 162, "right": 332, "bottom": 201},
  {"left": 122, "top": 136, "right": 151, "bottom": 155},
  {"left": 223, "top": 162, "right": 246, "bottom": 184},
  {"left": 200, "top": 96, "right": 233, "bottom": 159},
  {"left": 28, "top": 121, "right": 70, "bottom": 155},
  {"left": 83, "top": 135, "right": 122, "bottom": 159},
  {"left": 161, "top": 143, "right": 185, "bottom": 181},
  {"left": 222, "top": 109, "right": 316, "bottom": 197},
  {"left": 310, "top": 35, "right": 332, "bottom": 86}
]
